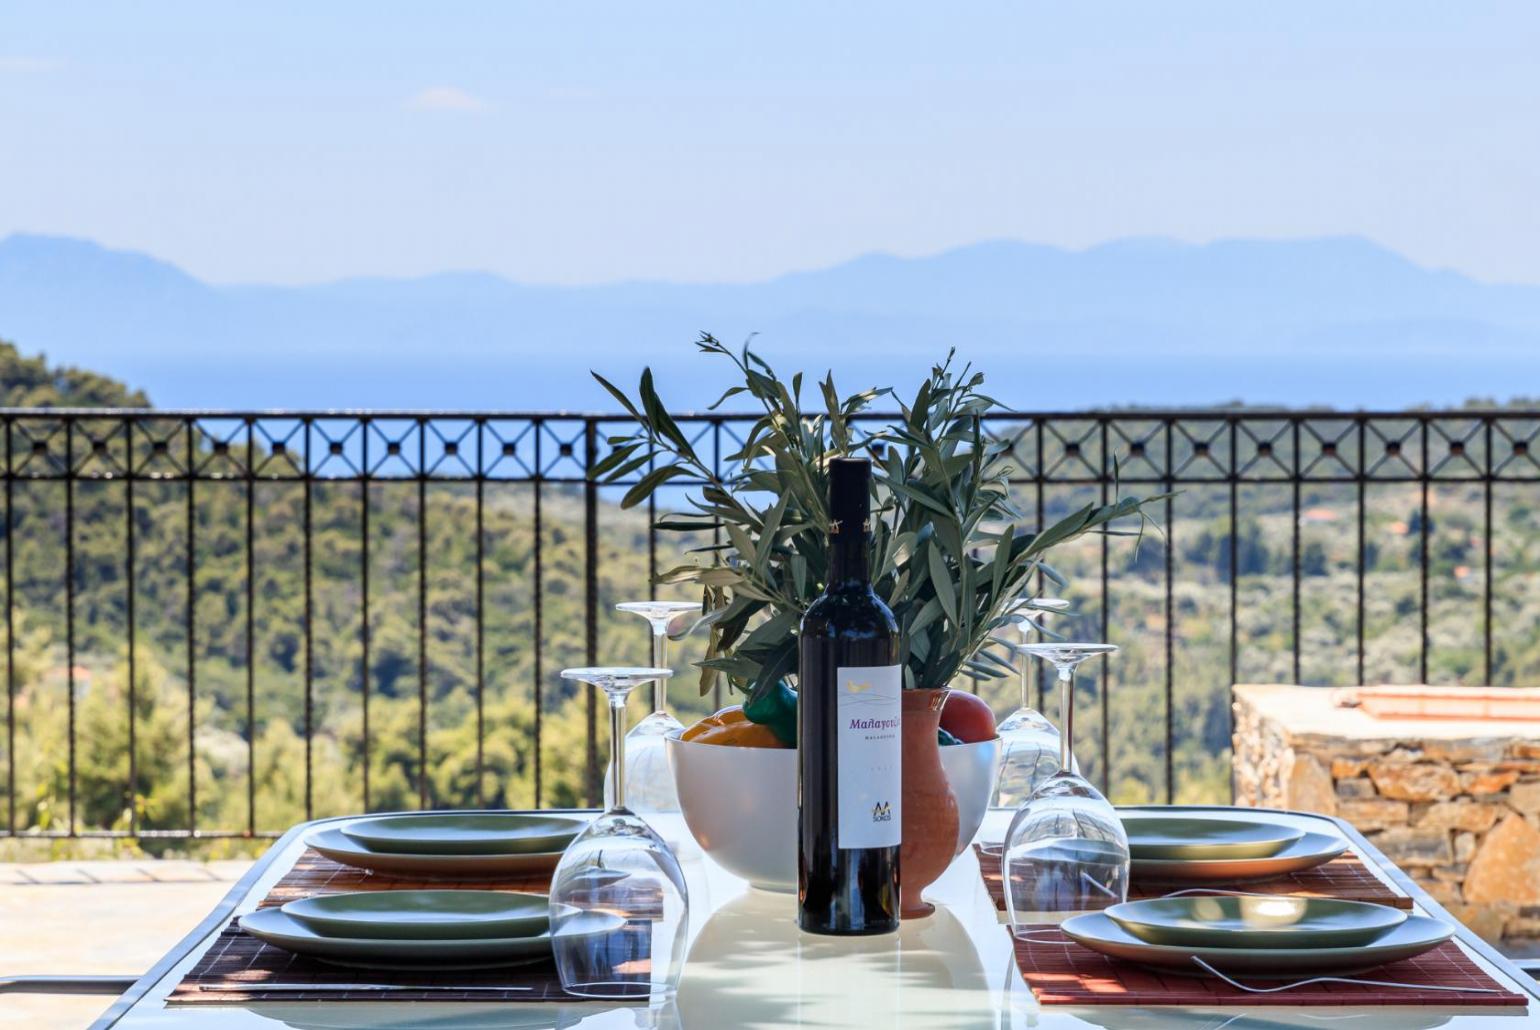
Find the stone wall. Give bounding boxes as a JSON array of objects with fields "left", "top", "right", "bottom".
[{"left": 1233, "top": 684, "right": 1540, "bottom": 946}]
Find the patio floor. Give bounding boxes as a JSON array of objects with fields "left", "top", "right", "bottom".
[{"left": 0, "top": 860, "right": 250, "bottom": 1029}]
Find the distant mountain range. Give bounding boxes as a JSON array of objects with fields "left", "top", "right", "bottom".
[{"left": 2, "top": 233, "right": 1538, "bottom": 410}]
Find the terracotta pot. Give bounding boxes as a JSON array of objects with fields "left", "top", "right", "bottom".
[{"left": 899, "top": 688, "right": 960, "bottom": 918}]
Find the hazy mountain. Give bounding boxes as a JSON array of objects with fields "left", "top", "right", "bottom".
[{"left": 3, "top": 232, "right": 1539, "bottom": 411}]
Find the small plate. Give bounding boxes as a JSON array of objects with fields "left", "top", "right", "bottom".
[
  {"left": 1107, "top": 894, "right": 1407, "bottom": 949},
  {"left": 282, "top": 890, "right": 550, "bottom": 941},
  {"left": 342, "top": 813, "right": 586, "bottom": 856},
  {"left": 1120, "top": 816, "right": 1304, "bottom": 861},
  {"left": 1130, "top": 830, "right": 1349, "bottom": 883},
  {"left": 1060, "top": 911, "right": 1452, "bottom": 977},
  {"left": 306, "top": 826, "right": 567, "bottom": 880}
]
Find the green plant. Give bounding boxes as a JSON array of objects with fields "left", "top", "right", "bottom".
[{"left": 594, "top": 334, "right": 1160, "bottom": 701}]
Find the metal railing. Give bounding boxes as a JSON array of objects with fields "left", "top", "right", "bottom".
[{"left": 0, "top": 408, "right": 1535, "bottom": 839}]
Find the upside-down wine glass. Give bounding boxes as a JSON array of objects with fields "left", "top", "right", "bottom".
[
  {"left": 992, "top": 598, "right": 1075, "bottom": 807},
  {"left": 608, "top": 600, "right": 700, "bottom": 812},
  {"left": 551, "top": 667, "right": 690, "bottom": 999},
  {"left": 1001, "top": 643, "right": 1129, "bottom": 930}
]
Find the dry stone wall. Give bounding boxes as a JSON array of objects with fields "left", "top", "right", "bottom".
[{"left": 1233, "top": 684, "right": 1540, "bottom": 946}]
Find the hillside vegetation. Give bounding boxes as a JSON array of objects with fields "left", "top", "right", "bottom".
[{"left": 0, "top": 338, "right": 1535, "bottom": 857}]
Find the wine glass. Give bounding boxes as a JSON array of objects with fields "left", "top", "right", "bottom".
[
  {"left": 552, "top": 667, "right": 690, "bottom": 1000},
  {"left": 609, "top": 600, "right": 701, "bottom": 812},
  {"left": 992, "top": 598, "right": 1075, "bottom": 807},
  {"left": 1001, "top": 643, "right": 1129, "bottom": 930}
]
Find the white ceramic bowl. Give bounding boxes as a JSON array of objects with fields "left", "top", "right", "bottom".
[{"left": 666, "top": 731, "right": 1000, "bottom": 892}]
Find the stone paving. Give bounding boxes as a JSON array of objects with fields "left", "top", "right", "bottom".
[{"left": 0, "top": 860, "right": 250, "bottom": 1029}]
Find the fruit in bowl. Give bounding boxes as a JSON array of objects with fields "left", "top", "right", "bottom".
[{"left": 667, "top": 688, "right": 999, "bottom": 892}]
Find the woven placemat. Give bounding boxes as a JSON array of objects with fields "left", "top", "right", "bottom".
[
  {"left": 171, "top": 848, "right": 655, "bottom": 1005},
  {"left": 1009, "top": 924, "right": 1526, "bottom": 1006},
  {"left": 169, "top": 926, "right": 574, "bottom": 1003},
  {"left": 973, "top": 844, "right": 1412, "bottom": 912}
]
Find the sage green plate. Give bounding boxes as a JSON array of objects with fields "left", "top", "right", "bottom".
[
  {"left": 342, "top": 813, "right": 586, "bottom": 856},
  {"left": 1060, "top": 911, "right": 1452, "bottom": 977},
  {"left": 1120, "top": 816, "right": 1304, "bottom": 861},
  {"left": 1129, "top": 830, "right": 1349, "bottom": 883},
  {"left": 306, "top": 826, "right": 568, "bottom": 879},
  {"left": 239, "top": 906, "right": 624, "bottom": 970},
  {"left": 282, "top": 890, "right": 550, "bottom": 940},
  {"left": 1107, "top": 894, "right": 1407, "bottom": 949}
]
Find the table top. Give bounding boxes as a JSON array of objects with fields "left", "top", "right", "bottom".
[{"left": 93, "top": 805, "right": 1540, "bottom": 1029}]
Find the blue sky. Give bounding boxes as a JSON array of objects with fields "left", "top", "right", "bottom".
[{"left": 1, "top": 3, "right": 1536, "bottom": 286}]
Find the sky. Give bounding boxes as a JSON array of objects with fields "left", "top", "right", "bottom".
[{"left": 1, "top": 3, "right": 1538, "bottom": 287}]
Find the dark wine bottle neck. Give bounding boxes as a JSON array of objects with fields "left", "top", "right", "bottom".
[{"left": 829, "top": 523, "right": 868, "bottom": 586}]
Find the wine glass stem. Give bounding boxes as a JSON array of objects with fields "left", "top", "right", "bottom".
[
  {"left": 1058, "top": 666, "right": 1074, "bottom": 772},
  {"left": 1019, "top": 650, "right": 1032, "bottom": 712},
  {"left": 608, "top": 694, "right": 628, "bottom": 810},
  {"left": 652, "top": 633, "right": 668, "bottom": 715}
]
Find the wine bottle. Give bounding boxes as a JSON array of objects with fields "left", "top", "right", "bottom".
[{"left": 797, "top": 456, "right": 902, "bottom": 935}]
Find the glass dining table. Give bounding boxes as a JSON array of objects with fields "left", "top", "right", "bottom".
[{"left": 90, "top": 805, "right": 1539, "bottom": 1029}]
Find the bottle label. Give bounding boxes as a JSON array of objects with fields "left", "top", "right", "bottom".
[{"left": 835, "top": 664, "right": 902, "bottom": 849}]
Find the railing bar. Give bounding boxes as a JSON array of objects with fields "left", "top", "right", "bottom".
[
  {"left": 532, "top": 423, "right": 544, "bottom": 809},
  {"left": 186, "top": 423, "right": 198, "bottom": 836},
  {"left": 360, "top": 419, "right": 370, "bottom": 811},
  {"left": 1356, "top": 419, "right": 1367, "bottom": 685},
  {"left": 1098, "top": 418, "right": 1110, "bottom": 796},
  {"left": 475, "top": 446, "right": 486, "bottom": 808},
  {"left": 245, "top": 420, "right": 256, "bottom": 836},
  {"left": 11, "top": 406, "right": 1538, "bottom": 421},
  {"left": 1162, "top": 419, "right": 1174, "bottom": 806},
  {"left": 1420, "top": 420, "right": 1430, "bottom": 683},
  {"left": 302, "top": 425, "right": 313, "bottom": 822},
  {"left": 1034, "top": 419, "right": 1046, "bottom": 714},
  {"left": 1227, "top": 419, "right": 1239, "bottom": 693},
  {"left": 583, "top": 419, "right": 599, "bottom": 807},
  {"left": 710, "top": 420, "right": 722, "bottom": 712},
  {"left": 125, "top": 422, "right": 138, "bottom": 839},
  {"left": 1483, "top": 418, "right": 1493, "bottom": 684},
  {"left": 417, "top": 422, "right": 428, "bottom": 809},
  {"left": 4, "top": 419, "right": 13, "bottom": 836},
  {"left": 65, "top": 421, "right": 76, "bottom": 835},
  {"left": 1290, "top": 422, "right": 1301, "bottom": 685}
]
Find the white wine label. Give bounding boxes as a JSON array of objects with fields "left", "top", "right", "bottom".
[{"left": 835, "top": 664, "right": 902, "bottom": 849}]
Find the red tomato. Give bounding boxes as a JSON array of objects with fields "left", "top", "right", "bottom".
[{"left": 938, "top": 690, "right": 997, "bottom": 744}]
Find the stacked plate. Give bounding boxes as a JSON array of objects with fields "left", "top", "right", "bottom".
[
  {"left": 240, "top": 889, "right": 583, "bottom": 970},
  {"left": 305, "top": 812, "right": 589, "bottom": 879},
  {"left": 1120, "top": 813, "right": 1347, "bottom": 882},
  {"left": 1063, "top": 893, "right": 1452, "bottom": 977}
]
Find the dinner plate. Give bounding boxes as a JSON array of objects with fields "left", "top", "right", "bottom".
[
  {"left": 306, "top": 826, "right": 567, "bottom": 879},
  {"left": 1106, "top": 894, "right": 1407, "bottom": 949},
  {"left": 239, "top": 906, "right": 624, "bottom": 969},
  {"left": 342, "top": 813, "right": 586, "bottom": 856},
  {"left": 1059, "top": 911, "right": 1452, "bottom": 977},
  {"left": 1120, "top": 816, "right": 1303, "bottom": 861},
  {"left": 1129, "top": 830, "right": 1349, "bottom": 882},
  {"left": 282, "top": 890, "right": 551, "bottom": 941}
]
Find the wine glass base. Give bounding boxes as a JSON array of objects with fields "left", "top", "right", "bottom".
[
  {"left": 629, "top": 710, "right": 686, "bottom": 737},
  {"left": 556, "top": 981, "right": 675, "bottom": 1000}
]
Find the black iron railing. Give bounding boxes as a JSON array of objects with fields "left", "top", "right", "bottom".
[{"left": 0, "top": 409, "right": 1535, "bottom": 839}]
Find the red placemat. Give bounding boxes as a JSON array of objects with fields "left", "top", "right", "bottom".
[
  {"left": 973, "top": 844, "right": 1412, "bottom": 912},
  {"left": 1009, "top": 924, "right": 1526, "bottom": 1007},
  {"left": 171, "top": 848, "right": 653, "bottom": 1005},
  {"left": 256, "top": 850, "right": 558, "bottom": 909}
]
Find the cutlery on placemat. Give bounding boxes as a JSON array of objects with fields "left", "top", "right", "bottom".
[{"left": 201, "top": 983, "right": 533, "bottom": 994}]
